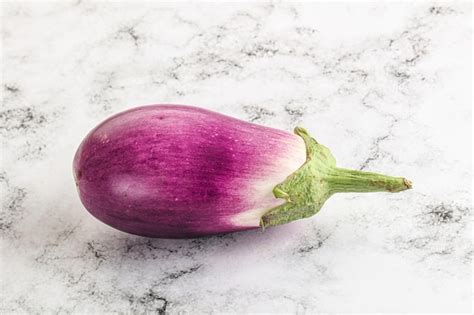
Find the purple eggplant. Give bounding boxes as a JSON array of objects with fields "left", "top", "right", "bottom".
[{"left": 73, "top": 105, "right": 411, "bottom": 238}]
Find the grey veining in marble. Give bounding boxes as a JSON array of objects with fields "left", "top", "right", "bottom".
[{"left": 1, "top": 2, "right": 472, "bottom": 313}]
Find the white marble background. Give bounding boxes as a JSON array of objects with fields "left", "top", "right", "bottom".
[{"left": 1, "top": 1, "right": 472, "bottom": 313}]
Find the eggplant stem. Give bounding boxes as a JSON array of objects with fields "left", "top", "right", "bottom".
[
  {"left": 261, "top": 127, "right": 412, "bottom": 228},
  {"left": 326, "top": 168, "right": 412, "bottom": 194}
]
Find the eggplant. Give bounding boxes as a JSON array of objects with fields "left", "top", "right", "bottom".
[{"left": 73, "top": 105, "right": 411, "bottom": 238}]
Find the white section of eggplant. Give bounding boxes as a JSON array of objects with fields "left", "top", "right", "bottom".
[{"left": 231, "top": 135, "right": 307, "bottom": 227}]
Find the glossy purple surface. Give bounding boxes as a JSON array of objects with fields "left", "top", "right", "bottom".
[{"left": 73, "top": 105, "right": 305, "bottom": 238}]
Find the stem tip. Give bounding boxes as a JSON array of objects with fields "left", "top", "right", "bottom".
[{"left": 403, "top": 178, "right": 413, "bottom": 189}]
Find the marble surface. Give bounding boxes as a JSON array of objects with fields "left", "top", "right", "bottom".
[{"left": 1, "top": 1, "right": 472, "bottom": 313}]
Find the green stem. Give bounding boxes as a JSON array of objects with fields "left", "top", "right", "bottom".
[
  {"left": 326, "top": 168, "right": 412, "bottom": 194},
  {"left": 260, "top": 127, "right": 412, "bottom": 228}
]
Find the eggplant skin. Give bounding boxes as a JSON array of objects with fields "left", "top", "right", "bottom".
[{"left": 73, "top": 105, "right": 306, "bottom": 238}]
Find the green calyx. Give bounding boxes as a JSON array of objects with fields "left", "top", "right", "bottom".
[{"left": 260, "top": 127, "right": 412, "bottom": 228}]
